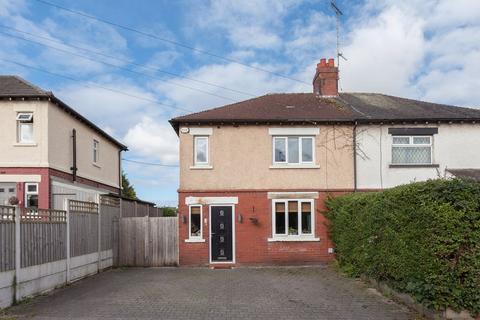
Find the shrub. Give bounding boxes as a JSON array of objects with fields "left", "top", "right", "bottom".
[
  {"left": 161, "top": 207, "right": 178, "bottom": 217},
  {"left": 325, "top": 179, "right": 480, "bottom": 315}
]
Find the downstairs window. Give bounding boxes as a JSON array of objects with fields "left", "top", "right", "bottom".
[{"left": 272, "top": 199, "right": 314, "bottom": 239}]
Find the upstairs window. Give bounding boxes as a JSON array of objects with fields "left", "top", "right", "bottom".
[
  {"left": 16, "top": 112, "right": 34, "bottom": 143},
  {"left": 194, "top": 136, "right": 209, "bottom": 166},
  {"left": 93, "top": 140, "right": 99, "bottom": 163},
  {"left": 273, "top": 136, "right": 314, "bottom": 164},
  {"left": 392, "top": 136, "right": 432, "bottom": 164},
  {"left": 25, "top": 183, "right": 38, "bottom": 208}
]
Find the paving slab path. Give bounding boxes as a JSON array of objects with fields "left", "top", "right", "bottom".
[{"left": 1, "top": 265, "right": 417, "bottom": 320}]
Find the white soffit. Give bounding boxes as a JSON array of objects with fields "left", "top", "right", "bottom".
[
  {"left": 0, "top": 175, "right": 41, "bottom": 182},
  {"left": 269, "top": 128, "right": 320, "bottom": 135},
  {"left": 185, "top": 196, "right": 239, "bottom": 205},
  {"left": 188, "top": 128, "right": 213, "bottom": 135}
]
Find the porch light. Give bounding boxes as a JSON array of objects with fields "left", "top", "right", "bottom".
[{"left": 238, "top": 214, "right": 243, "bottom": 223}]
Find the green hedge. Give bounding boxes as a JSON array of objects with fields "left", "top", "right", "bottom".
[{"left": 325, "top": 179, "right": 480, "bottom": 315}]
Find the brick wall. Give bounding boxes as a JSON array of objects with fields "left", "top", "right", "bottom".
[
  {"left": 0, "top": 167, "right": 119, "bottom": 210},
  {"left": 0, "top": 167, "right": 50, "bottom": 209},
  {"left": 178, "top": 190, "right": 348, "bottom": 266}
]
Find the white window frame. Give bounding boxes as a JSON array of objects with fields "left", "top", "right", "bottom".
[
  {"left": 391, "top": 135, "right": 433, "bottom": 165},
  {"left": 93, "top": 139, "right": 100, "bottom": 163},
  {"left": 16, "top": 112, "right": 34, "bottom": 144},
  {"left": 24, "top": 182, "right": 39, "bottom": 208},
  {"left": 186, "top": 204, "right": 204, "bottom": 242},
  {"left": 194, "top": 136, "right": 209, "bottom": 166},
  {"left": 269, "top": 199, "right": 319, "bottom": 242},
  {"left": 272, "top": 136, "right": 315, "bottom": 165}
]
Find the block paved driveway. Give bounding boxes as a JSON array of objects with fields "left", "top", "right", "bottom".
[{"left": 3, "top": 266, "right": 416, "bottom": 320}]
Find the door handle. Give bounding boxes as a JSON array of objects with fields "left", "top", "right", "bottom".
[{"left": 211, "top": 232, "right": 216, "bottom": 235}]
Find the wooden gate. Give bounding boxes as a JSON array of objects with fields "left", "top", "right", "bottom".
[{"left": 117, "top": 217, "right": 178, "bottom": 267}]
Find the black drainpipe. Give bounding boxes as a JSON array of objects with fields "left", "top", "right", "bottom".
[
  {"left": 353, "top": 122, "right": 358, "bottom": 192},
  {"left": 70, "top": 129, "right": 77, "bottom": 182},
  {"left": 118, "top": 150, "right": 122, "bottom": 196}
]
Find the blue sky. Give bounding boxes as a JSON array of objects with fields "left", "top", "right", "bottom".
[{"left": 1, "top": 0, "right": 479, "bottom": 206}]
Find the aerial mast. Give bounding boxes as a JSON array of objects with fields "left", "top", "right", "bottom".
[{"left": 330, "top": 1, "right": 347, "bottom": 87}]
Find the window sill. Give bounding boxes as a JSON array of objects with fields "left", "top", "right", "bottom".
[
  {"left": 13, "top": 142, "right": 37, "bottom": 147},
  {"left": 389, "top": 164, "right": 440, "bottom": 168},
  {"left": 190, "top": 165, "right": 213, "bottom": 170},
  {"left": 269, "top": 164, "right": 320, "bottom": 169},
  {"left": 92, "top": 163, "right": 101, "bottom": 169},
  {"left": 185, "top": 238, "right": 206, "bottom": 243},
  {"left": 268, "top": 236, "right": 320, "bottom": 242}
]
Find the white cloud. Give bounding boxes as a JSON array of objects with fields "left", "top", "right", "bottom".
[
  {"left": 0, "top": 0, "right": 26, "bottom": 17},
  {"left": 153, "top": 62, "right": 308, "bottom": 112},
  {"left": 192, "top": 0, "right": 303, "bottom": 49},
  {"left": 123, "top": 117, "right": 179, "bottom": 165},
  {"left": 341, "top": 5, "right": 425, "bottom": 96},
  {"left": 339, "top": 0, "right": 480, "bottom": 107},
  {"left": 56, "top": 77, "right": 177, "bottom": 138}
]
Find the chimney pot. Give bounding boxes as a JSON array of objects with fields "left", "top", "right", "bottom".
[{"left": 313, "top": 58, "right": 338, "bottom": 97}]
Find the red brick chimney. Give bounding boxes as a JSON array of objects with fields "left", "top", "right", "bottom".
[{"left": 313, "top": 58, "right": 338, "bottom": 97}]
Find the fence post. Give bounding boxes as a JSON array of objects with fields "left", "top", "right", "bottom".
[
  {"left": 64, "top": 199, "right": 71, "bottom": 284},
  {"left": 134, "top": 201, "right": 138, "bottom": 217},
  {"left": 144, "top": 216, "right": 149, "bottom": 266},
  {"left": 97, "top": 195, "right": 101, "bottom": 272},
  {"left": 119, "top": 198, "right": 123, "bottom": 218},
  {"left": 14, "top": 205, "right": 20, "bottom": 303}
]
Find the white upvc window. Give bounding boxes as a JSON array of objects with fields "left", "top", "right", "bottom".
[
  {"left": 392, "top": 136, "right": 432, "bottom": 165},
  {"left": 273, "top": 136, "right": 314, "bottom": 165},
  {"left": 188, "top": 205, "right": 202, "bottom": 240},
  {"left": 93, "top": 139, "right": 99, "bottom": 163},
  {"left": 25, "top": 183, "right": 39, "bottom": 208},
  {"left": 194, "top": 136, "right": 209, "bottom": 166},
  {"left": 16, "top": 112, "right": 34, "bottom": 143},
  {"left": 272, "top": 199, "right": 315, "bottom": 240}
]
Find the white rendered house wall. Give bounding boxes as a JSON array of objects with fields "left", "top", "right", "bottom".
[{"left": 356, "top": 123, "right": 480, "bottom": 189}]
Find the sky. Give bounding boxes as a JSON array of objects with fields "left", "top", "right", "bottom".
[{"left": 1, "top": 0, "right": 479, "bottom": 206}]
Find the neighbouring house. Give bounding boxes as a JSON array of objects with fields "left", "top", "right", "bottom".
[
  {"left": 0, "top": 76, "right": 128, "bottom": 210},
  {"left": 169, "top": 58, "right": 480, "bottom": 267}
]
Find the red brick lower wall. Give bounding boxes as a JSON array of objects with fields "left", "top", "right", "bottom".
[
  {"left": 0, "top": 167, "right": 119, "bottom": 209},
  {"left": 178, "top": 190, "right": 350, "bottom": 266},
  {"left": 0, "top": 167, "right": 50, "bottom": 209}
]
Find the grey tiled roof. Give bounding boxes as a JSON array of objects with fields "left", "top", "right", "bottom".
[
  {"left": 0, "top": 75, "right": 49, "bottom": 96},
  {"left": 447, "top": 169, "right": 480, "bottom": 181},
  {"left": 170, "top": 92, "right": 480, "bottom": 129}
]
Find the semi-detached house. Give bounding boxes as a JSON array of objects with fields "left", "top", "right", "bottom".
[
  {"left": 170, "top": 58, "right": 480, "bottom": 266},
  {"left": 0, "top": 76, "right": 127, "bottom": 210}
]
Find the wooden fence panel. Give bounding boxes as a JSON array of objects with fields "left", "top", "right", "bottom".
[
  {"left": 121, "top": 201, "right": 136, "bottom": 217},
  {"left": 119, "top": 217, "right": 178, "bottom": 267},
  {"left": 136, "top": 203, "right": 148, "bottom": 217},
  {"left": 100, "top": 204, "right": 120, "bottom": 251},
  {"left": 69, "top": 201, "right": 98, "bottom": 257},
  {"left": 21, "top": 222, "right": 66, "bottom": 268},
  {"left": 149, "top": 218, "right": 178, "bottom": 266},
  {"left": 0, "top": 206, "right": 15, "bottom": 272}
]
